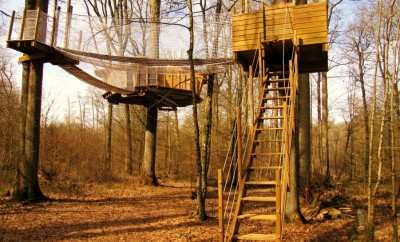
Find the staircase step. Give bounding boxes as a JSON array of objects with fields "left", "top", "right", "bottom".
[
  {"left": 260, "top": 105, "right": 284, "bottom": 110},
  {"left": 245, "top": 181, "right": 276, "bottom": 186},
  {"left": 266, "top": 87, "right": 290, "bottom": 91},
  {"left": 237, "top": 213, "right": 277, "bottom": 221},
  {"left": 248, "top": 166, "right": 282, "bottom": 170},
  {"left": 259, "top": 116, "right": 284, "bottom": 120},
  {"left": 242, "top": 196, "right": 276, "bottom": 202},
  {"left": 234, "top": 233, "right": 276, "bottom": 241},
  {"left": 268, "top": 79, "right": 288, "bottom": 83},
  {"left": 263, "top": 96, "right": 289, "bottom": 100},
  {"left": 256, "top": 128, "right": 283, "bottom": 131}
]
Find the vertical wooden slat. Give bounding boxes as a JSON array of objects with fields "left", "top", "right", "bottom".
[
  {"left": 50, "top": 0, "right": 58, "bottom": 46},
  {"left": 163, "top": 70, "right": 166, "bottom": 88},
  {"left": 7, "top": 11, "right": 15, "bottom": 41},
  {"left": 34, "top": 9, "right": 40, "bottom": 41},
  {"left": 218, "top": 169, "right": 224, "bottom": 242},
  {"left": 20, "top": 10, "right": 27, "bottom": 40},
  {"left": 64, "top": 0, "right": 73, "bottom": 48},
  {"left": 146, "top": 67, "right": 149, "bottom": 86},
  {"left": 237, "top": 107, "right": 242, "bottom": 182},
  {"left": 53, "top": 7, "right": 61, "bottom": 46}
]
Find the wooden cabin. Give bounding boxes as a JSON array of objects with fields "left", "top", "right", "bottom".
[{"left": 232, "top": 1, "right": 328, "bottom": 73}]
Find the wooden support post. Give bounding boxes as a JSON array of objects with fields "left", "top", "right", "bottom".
[
  {"left": 53, "top": 7, "right": 61, "bottom": 46},
  {"left": 237, "top": 107, "right": 242, "bottom": 181},
  {"left": 50, "top": 0, "right": 58, "bottom": 46},
  {"left": 275, "top": 168, "right": 282, "bottom": 241},
  {"left": 8, "top": 11, "right": 15, "bottom": 41},
  {"left": 20, "top": 10, "right": 27, "bottom": 40},
  {"left": 64, "top": 0, "right": 73, "bottom": 48},
  {"left": 146, "top": 67, "right": 149, "bottom": 86},
  {"left": 218, "top": 169, "right": 224, "bottom": 242},
  {"left": 34, "top": 9, "right": 40, "bottom": 41}
]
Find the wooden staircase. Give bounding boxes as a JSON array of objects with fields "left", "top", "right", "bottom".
[{"left": 226, "top": 45, "right": 299, "bottom": 241}]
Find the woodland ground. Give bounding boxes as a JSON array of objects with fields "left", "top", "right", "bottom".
[{"left": 0, "top": 179, "right": 395, "bottom": 242}]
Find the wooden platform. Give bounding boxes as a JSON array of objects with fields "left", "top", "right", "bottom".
[
  {"left": 232, "top": 2, "right": 328, "bottom": 73},
  {"left": 7, "top": 40, "right": 78, "bottom": 65},
  {"left": 104, "top": 87, "right": 199, "bottom": 107}
]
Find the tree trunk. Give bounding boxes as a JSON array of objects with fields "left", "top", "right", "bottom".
[
  {"left": 390, "top": 85, "right": 398, "bottom": 242},
  {"left": 141, "top": 0, "right": 160, "bottom": 185},
  {"left": 317, "top": 72, "right": 322, "bottom": 174},
  {"left": 358, "top": 55, "right": 369, "bottom": 189},
  {"left": 12, "top": 0, "right": 49, "bottom": 202},
  {"left": 285, "top": 134, "right": 304, "bottom": 222},
  {"left": 125, "top": 104, "right": 133, "bottom": 175},
  {"left": 321, "top": 72, "right": 330, "bottom": 181},
  {"left": 297, "top": 74, "right": 311, "bottom": 193},
  {"left": 187, "top": 0, "right": 203, "bottom": 220},
  {"left": 105, "top": 103, "right": 113, "bottom": 178},
  {"left": 285, "top": 0, "right": 307, "bottom": 222},
  {"left": 173, "top": 110, "right": 180, "bottom": 175},
  {"left": 198, "top": 74, "right": 215, "bottom": 220},
  {"left": 142, "top": 106, "right": 158, "bottom": 185}
]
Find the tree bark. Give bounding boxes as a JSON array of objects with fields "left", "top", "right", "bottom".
[
  {"left": 321, "top": 72, "right": 330, "bottom": 181},
  {"left": 105, "top": 103, "right": 113, "bottom": 177},
  {"left": 285, "top": 0, "right": 307, "bottom": 222},
  {"left": 125, "top": 104, "right": 133, "bottom": 175},
  {"left": 12, "top": 0, "right": 48, "bottom": 201},
  {"left": 356, "top": 48, "right": 370, "bottom": 188},
  {"left": 297, "top": 74, "right": 311, "bottom": 193},
  {"left": 316, "top": 72, "right": 322, "bottom": 174},
  {"left": 141, "top": 0, "right": 160, "bottom": 185},
  {"left": 187, "top": 0, "right": 203, "bottom": 220},
  {"left": 198, "top": 74, "right": 215, "bottom": 220},
  {"left": 285, "top": 133, "right": 304, "bottom": 222},
  {"left": 390, "top": 85, "right": 398, "bottom": 242},
  {"left": 142, "top": 106, "right": 158, "bottom": 185}
]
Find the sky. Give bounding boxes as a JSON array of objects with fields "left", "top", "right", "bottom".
[{"left": 0, "top": 0, "right": 364, "bottom": 124}]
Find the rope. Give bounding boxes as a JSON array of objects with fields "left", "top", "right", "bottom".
[{"left": 58, "top": 48, "right": 233, "bottom": 67}]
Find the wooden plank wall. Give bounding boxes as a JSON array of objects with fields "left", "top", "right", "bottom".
[
  {"left": 136, "top": 67, "right": 205, "bottom": 94},
  {"left": 232, "top": 2, "right": 327, "bottom": 52}
]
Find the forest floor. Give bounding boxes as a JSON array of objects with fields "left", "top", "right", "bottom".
[{"left": 0, "top": 179, "right": 395, "bottom": 242}]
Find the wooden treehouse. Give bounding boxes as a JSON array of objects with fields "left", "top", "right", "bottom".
[
  {"left": 219, "top": 1, "right": 328, "bottom": 241},
  {"left": 6, "top": 8, "right": 210, "bottom": 108},
  {"left": 232, "top": 1, "right": 328, "bottom": 73}
]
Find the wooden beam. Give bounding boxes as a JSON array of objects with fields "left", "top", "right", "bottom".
[
  {"left": 19, "top": 10, "right": 27, "bottom": 40},
  {"left": 34, "top": 9, "right": 40, "bottom": 41},
  {"left": 64, "top": 0, "right": 72, "bottom": 48},
  {"left": 7, "top": 11, "right": 15, "bottom": 41}
]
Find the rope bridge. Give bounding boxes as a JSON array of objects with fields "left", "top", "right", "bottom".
[{"left": 6, "top": 8, "right": 233, "bottom": 107}]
